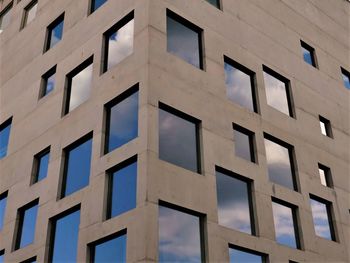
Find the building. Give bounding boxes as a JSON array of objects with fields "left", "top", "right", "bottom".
[{"left": 0, "top": 0, "right": 349, "bottom": 262}]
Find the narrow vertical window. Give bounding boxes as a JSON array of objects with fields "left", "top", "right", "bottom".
[
  {"left": 21, "top": 0, "right": 38, "bottom": 29},
  {"left": 31, "top": 147, "right": 50, "bottom": 184},
  {"left": 89, "top": 0, "right": 107, "bottom": 14},
  {"left": 0, "top": 117, "right": 12, "bottom": 159},
  {"left": 300, "top": 40, "right": 317, "bottom": 68},
  {"left": 0, "top": 2, "right": 12, "bottom": 34},
  {"left": 319, "top": 116, "right": 333, "bottom": 138},
  {"left": 0, "top": 192, "right": 8, "bottom": 230},
  {"left": 229, "top": 246, "right": 266, "bottom": 263},
  {"left": 341, "top": 67, "right": 350, "bottom": 89},
  {"left": 104, "top": 85, "right": 138, "bottom": 154},
  {"left": 44, "top": 13, "right": 64, "bottom": 52},
  {"left": 233, "top": 124, "right": 256, "bottom": 163},
  {"left": 318, "top": 164, "right": 332, "bottom": 188},
  {"left": 205, "top": 0, "right": 220, "bottom": 9},
  {"left": 102, "top": 12, "right": 134, "bottom": 73},
  {"left": 40, "top": 65, "right": 56, "bottom": 99}
]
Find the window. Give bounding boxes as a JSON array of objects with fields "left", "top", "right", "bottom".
[
  {"left": 264, "top": 134, "right": 297, "bottom": 191},
  {"left": 300, "top": 40, "right": 317, "bottom": 68},
  {"left": 20, "top": 257, "right": 37, "bottom": 263},
  {"left": 310, "top": 195, "right": 336, "bottom": 241},
  {"left": 48, "top": 206, "right": 80, "bottom": 263},
  {"left": 63, "top": 56, "right": 93, "bottom": 114},
  {"left": 106, "top": 156, "right": 137, "bottom": 219},
  {"left": 216, "top": 168, "right": 255, "bottom": 235},
  {"left": 319, "top": 116, "right": 333, "bottom": 138},
  {"left": 159, "top": 103, "right": 201, "bottom": 173},
  {"left": 263, "top": 66, "right": 294, "bottom": 117},
  {"left": 31, "top": 147, "right": 50, "bottom": 184},
  {"left": 233, "top": 124, "right": 256, "bottom": 163},
  {"left": 0, "top": 250, "right": 4, "bottom": 263},
  {"left": 318, "top": 163, "right": 332, "bottom": 187},
  {"left": 60, "top": 133, "right": 92, "bottom": 198},
  {"left": 89, "top": 0, "right": 107, "bottom": 14},
  {"left": 0, "top": 117, "right": 12, "bottom": 159},
  {"left": 224, "top": 57, "right": 258, "bottom": 112},
  {"left": 14, "top": 199, "right": 39, "bottom": 250},
  {"left": 272, "top": 199, "right": 300, "bottom": 249},
  {"left": 40, "top": 66, "right": 56, "bottom": 98},
  {"left": 102, "top": 11, "right": 134, "bottom": 73},
  {"left": 0, "top": 2, "right": 12, "bottom": 34},
  {"left": 44, "top": 13, "right": 64, "bottom": 52},
  {"left": 167, "top": 10, "right": 203, "bottom": 69},
  {"left": 0, "top": 192, "right": 7, "bottom": 230},
  {"left": 89, "top": 230, "right": 127, "bottom": 262},
  {"left": 21, "top": 0, "right": 38, "bottom": 29},
  {"left": 158, "top": 202, "right": 205, "bottom": 262},
  {"left": 205, "top": 0, "right": 220, "bottom": 9},
  {"left": 341, "top": 67, "right": 350, "bottom": 89},
  {"left": 104, "top": 85, "right": 138, "bottom": 154},
  {"left": 229, "top": 246, "right": 266, "bottom": 263}
]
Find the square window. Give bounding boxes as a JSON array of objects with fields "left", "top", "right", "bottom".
[
  {"left": 233, "top": 124, "right": 256, "bottom": 163},
  {"left": 167, "top": 10, "right": 203, "bottom": 69},
  {"left": 224, "top": 57, "right": 258, "bottom": 112},
  {"left": 102, "top": 11, "right": 134, "bottom": 73},
  {"left": 0, "top": 117, "right": 12, "bottom": 159},
  {"left": 216, "top": 168, "right": 255, "bottom": 235},
  {"left": 44, "top": 13, "right": 64, "bottom": 52},
  {"left": 89, "top": 0, "right": 107, "bottom": 14},
  {"left": 229, "top": 245, "right": 266, "bottom": 263},
  {"left": 31, "top": 147, "right": 50, "bottom": 184},
  {"left": 205, "top": 0, "right": 220, "bottom": 9},
  {"left": 63, "top": 56, "right": 93, "bottom": 114},
  {"left": 263, "top": 66, "right": 294, "bottom": 117},
  {"left": 319, "top": 116, "right": 333, "bottom": 138},
  {"left": 21, "top": 0, "right": 38, "bottom": 29},
  {"left": 0, "top": 2, "right": 12, "bottom": 34},
  {"left": 39, "top": 65, "right": 56, "bottom": 98},
  {"left": 106, "top": 156, "right": 137, "bottom": 219},
  {"left": 60, "top": 133, "right": 93, "bottom": 198},
  {"left": 341, "top": 67, "right": 350, "bottom": 89},
  {"left": 159, "top": 103, "right": 201, "bottom": 173},
  {"left": 0, "top": 191, "right": 8, "bottom": 230},
  {"left": 104, "top": 85, "right": 138, "bottom": 154},
  {"left": 300, "top": 40, "right": 317, "bottom": 68},
  {"left": 318, "top": 163, "right": 332, "bottom": 187}
]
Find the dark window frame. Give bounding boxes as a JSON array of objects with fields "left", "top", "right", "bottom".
[
  {"left": 20, "top": 256, "right": 37, "bottom": 263},
  {"left": 88, "top": 0, "right": 107, "bottom": 15},
  {"left": 341, "top": 67, "right": 350, "bottom": 89},
  {"left": 0, "top": 249, "right": 4, "bottom": 257},
  {"left": 300, "top": 40, "right": 318, "bottom": 68},
  {"left": 232, "top": 123, "right": 257, "bottom": 163},
  {"left": 0, "top": 117, "right": 13, "bottom": 159},
  {"left": 39, "top": 65, "right": 56, "bottom": 99},
  {"left": 205, "top": 0, "right": 221, "bottom": 9},
  {"left": 319, "top": 115, "right": 333, "bottom": 138},
  {"left": 20, "top": 0, "right": 37, "bottom": 30},
  {"left": 318, "top": 163, "right": 333, "bottom": 188},
  {"left": 0, "top": 191, "right": 8, "bottom": 230},
  {"left": 43, "top": 13, "right": 64, "bottom": 53},
  {"left": 229, "top": 244, "right": 268, "bottom": 263},
  {"left": 31, "top": 146, "right": 50, "bottom": 185}
]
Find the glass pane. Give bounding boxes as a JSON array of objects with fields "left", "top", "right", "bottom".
[
  {"left": 234, "top": 129, "right": 252, "bottom": 162},
  {"left": 320, "top": 121, "right": 327, "bottom": 136},
  {"left": 24, "top": 2, "right": 38, "bottom": 26},
  {"left": 19, "top": 203, "right": 38, "bottom": 248},
  {"left": 206, "top": 0, "right": 220, "bottom": 8},
  {"left": 159, "top": 108, "right": 199, "bottom": 173},
  {"left": 264, "top": 138, "right": 294, "bottom": 190},
  {"left": 272, "top": 201, "right": 297, "bottom": 248},
  {"left": 49, "top": 19, "right": 64, "bottom": 49},
  {"left": 36, "top": 152, "right": 49, "bottom": 182},
  {"left": 318, "top": 168, "right": 327, "bottom": 186},
  {"left": 167, "top": 15, "right": 201, "bottom": 68},
  {"left": 216, "top": 171, "right": 252, "bottom": 234},
  {"left": 107, "top": 91, "right": 138, "bottom": 153},
  {"left": 0, "top": 254, "right": 3, "bottom": 263},
  {"left": 301, "top": 47, "right": 313, "bottom": 66},
  {"left": 93, "top": 234, "right": 127, "bottom": 262},
  {"left": 224, "top": 62, "right": 254, "bottom": 111},
  {"left": 107, "top": 19, "right": 134, "bottom": 70},
  {"left": 342, "top": 72, "right": 350, "bottom": 89},
  {"left": 92, "top": 0, "right": 107, "bottom": 12},
  {"left": 310, "top": 198, "right": 332, "bottom": 240},
  {"left": 51, "top": 209, "right": 80, "bottom": 262},
  {"left": 0, "top": 7, "right": 11, "bottom": 33},
  {"left": 158, "top": 205, "right": 202, "bottom": 263},
  {"left": 229, "top": 248, "right": 263, "bottom": 263},
  {"left": 0, "top": 195, "right": 7, "bottom": 230},
  {"left": 44, "top": 71, "right": 56, "bottom": 96},
  {"left": 0, "top": 120, "right": 11, "bottom": 159}
]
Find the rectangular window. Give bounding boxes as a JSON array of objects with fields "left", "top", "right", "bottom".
[
  {"left": 89, "top": 230, "right": 127, "bottom": 262},
  {"left": 63, "top": 56, "right": 93, "bottom": 114},
  {"left": 31, "top": 147, "right": 50, "bottom": 184},
  {"left": 264, "top": 134, "right": 297, "bottom": 191},
  {"left": 102, "top": 11, "right": 134, "bottom": 73},
  {"left": 104, "top": 85, "right": 138, "bottom": 154},
  {"left": 44, "top": 13, "right": 64, "bottom": 52},
  {"left": 40, "top": 65, "right": 56, "bottom": 99},
  {"left": 21, "top": 0, "right": 38, "bottom": 29},
  {"left": 224, "top": 57, "right": 258, "bottom": 112},
  {"left": 310, "top": 195, "right": 336, "bottom": 241},
  {"left": 300, "top": 40, "right": 317, "bottom": 68},
  {"left": 0, "top": 117, "right": 12, "bottom": 159},
  {"left": 263, "top": 66, "right": 294, "bottom": 117},
  {"left": 167, "top": 10, "right": 203, "bottom": 69},
  {"left": 272, "top": 198, "right": 300, "bottom": 249},
  {"left": 20, "top": 256, "right": 37, "bottom": 263},
  {"left": 0, "top": 2, "right": 12, "bottom": 34},
  {"left": 158, "top": 202, "right": 205, "bottom": 262},
  {"left": 229, "top": 245, "right": 266, "bottom": 263},
  {"left": 318, "top": 163, "right": 332, "bottom": 188},
  {"left": 341, "top": 67, "right": 350, "bottom": 89},
  {"left": 0, "top": 191, "right": 8, "bottom": 230},
  {"left": 216, "top": 168, "right": 255, "bottom": 235},
  {"left": 233, "top": 124, "right": 256, "bottom": 163},
  {"left": 106, "top": 156, "right": 137, "bottom": 219},
  {"left": 319, "top": 116, "right": 333, "bottom": 138},
  {"left": 0, "top": 250, "right": 4, "bottom": 263},
  {"left": 89, "top": 0, "right": 107, "bottom": 14},
  {"left": 159, "top": 103, "right": 201, "bottom": 173},
  {"left": 205, "top": 0, "right": 220, "bottom": 9},
  {"left": 60, "top": 133, "right": 92, "bottom": 198},
  {"left": 48, "top": 206, "right": 80, "bottom": 263},
  {"left": 14, "top": 199, "right": 39, "bottom": 250}
]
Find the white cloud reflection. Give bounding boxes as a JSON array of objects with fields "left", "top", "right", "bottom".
[{"left": 310, "top": 199, "right": 332, "bottom": 240}]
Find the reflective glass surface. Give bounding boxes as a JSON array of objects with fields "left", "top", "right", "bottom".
[
  {"left": 206, "top": 0, "right": 220, "bottom": 8},
  {"left": 34, "top": 151, "right": 49, "bottom": 182},
  {"left": 234, "top": 129, "right": 253, "bottom": 162},
  {"left": 310, "top": 198, "right": 332, "bottom": 240},
  {"left": 93, "top": 234, "right": 127, "bottom": 262},
  {"left": 301, "top": 46, "right": 315, "bottom": 67},
  {"left": 0, "top": 251, "right": 3, "bottom": 263},
  {"left": 42, "top": 69, "right": 56, "bottom": 97},
  {"left": 318, "top": 167, "right": 327, "bottom": 186},
  {"left": 23, "top": 1, "right": 38, "bottom": 27},
  {"left": 17, "top": 203, "right": 38, "bottom": 249},
  {"left": 0, "top": 119, "right": 11, "bottom": 159},
  {"left": 229, "top": 248, "right": 263, "bottom": 263},
  {"left": 0, "top": 194, "right": 7, "bottom": 230},
  {"left": 216, "top": 171, "right": 252, "bottom": 234},
  {"left": 159, "top": 205, "right": 202, "bottom": 263},
  {"left": 0, "top": 6, "right": 11, "bottom": 33},
  {"left": 91, "top": 0, "right": 107, "bottom": 13},
  {"left": 342, "top": 71, "right": 350, "bottom": 89},
  {"left": 319, "top": 120, "right": 327, "bottom": 136},
  {"left": 47, "top": 17, "right": 64, "bottom": 50}
]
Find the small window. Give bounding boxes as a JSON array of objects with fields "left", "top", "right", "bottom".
[
  {"left": 48, "top": 206, "right": 80, "bottom": 262},
  {"left": 224, "top": 57, "right": 258, "bottom": 112},
  {"left": 20, "top": 256, "right": 37, "bottom": 263},
  {"left": 229, "top": 245, "right": 266, "bottom": 263},
  {"left": 300, "top": 40, "right": 317, "bottom": 68},
  {"left": 39, "top": 65, "right": 56, "bottom": 99},
  {"left": 104, "top": 85, "right": 138, "bottom": 154},
  {"left": 0, "top": 191, "right": 8, "bottom": 230},
  {"left": 63, "top": 56, "right": 93, "bottom": 114},
  {"left": 102, "top": 11, "right": 134, "bottom": 73},
  {"left": 216, "top": 168, "right": 255, "bottom": 235},
  {"left": 158, "top": 202, "right": 205, "bottom": 262},
  {"left": 0, "top": 2, "right": 12, "bottom": 34},
  {"left": 272, "top": 199, "right": 300, "bottom": 249},
  {"left": 205, "top": 0, "right": 220, "bottom": 9},
  {"left": 0, "top": 250, "right": 4, "bottom": 262},
  {"left": 167, "top": 10, "right": 203, "bottom": 69},
  {"left": 89, "top": 230, "right": 127, "bottom": 262},
  {"left": 60, "top": 133, "right": 93, "bottom": 198},
  {"left": 21, "top": 0, "right": 38, "bottom": 29},
  {"left": 31, "top": 147, "right": 50, "bottom": 184},
  {"left": 105, "top": 156, "right": 137, "bottom": 219},
  {"left": 263, "top": 66, "right": 294, "bottom": 117},
  {"left": 159, "top": 103, "right": 201, "bottom": 173},
  {"left": 233, "top": 124, "right": 256, "bottom": 163},
  {"left": 341, "top": 67, "right": 350, "bottom": 89},
  {"left": 0, "top": 117, "right": 12, "bottom": 159},
  {"left": 319, "top": 116, "right": 333, "bottom": 138},
  {"left": 318, "top": 163, "right": 332, "bottom": 187},
  {"left": 89, "top": 0, "right": 107, "bottom": 14},
  {"left": 14, "top": 199, "right": 39, "bottom": 250},
  {"left": 44, "top": 13, "right": 64, "bottom": 52}
]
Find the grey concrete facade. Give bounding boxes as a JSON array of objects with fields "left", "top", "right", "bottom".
[{"left": 0, "top": 0, "right": 349, "bottom": 262}]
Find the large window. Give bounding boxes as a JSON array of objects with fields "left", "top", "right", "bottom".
[
  {"left": 0, "top": 117, "right": 12, "bottom": 159},
  {"left": 40, "top": 65, "right": 56, "bottom": 99},
  {"left": 229, "top": 246, "right": 266, "bottom": 263},
  {"left": 104, "top": 85, "right": 138, "bottom": 154},
  {"left": 60, "top": 133, "right": 92, "bottom": 198},
  {"left": 159, "top": 103, "right": 201, "bottom": 173},
  {"left": 0, "top": 2, "right": 12, "bottom": 34},
  {"left": 167, "top": 10, "right": 203, "bottom": 69},
  {"left": 0, "top": 192, "right": 7, "bottom": 230},
  {"left": 341, "top": 67, "right": 350, "bottom": 89},
  {"left": 44, "top": 13, "right": 64, "bottom": 52},
  {"left": 216, "top": 168, "right": 255, "bottom": 235},
  {"left": 21, "top": 0, "right": 38, "bottom": 29},
  {"left": 233, "top": 124, "right": 256, "bottom": 163},
  {"left": 300, "top": 40, "right": 317, "bottom": 68},
  {"left": 158, "top": 202, "right": 205, "bottom": 262},
  {"left": 318, "top": 163, "right": 332, "bottom": 188},
  {"left": 102, "top": 11, "right": 134, "bottom": 73},
  {"left": 89, "top": 0, "right": 107, "bottom": 14},
  {"left": 31, "top": 147, "right": 50, "bottom": 184}
]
